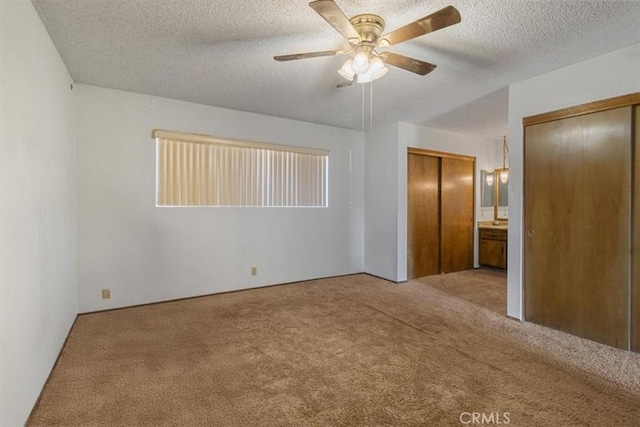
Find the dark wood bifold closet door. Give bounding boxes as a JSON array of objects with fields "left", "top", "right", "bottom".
[
  {"left": 408, "top": 153, "right": 440, "bottom": 279},
  {"left": 407, "top": 151, "right": 474, "bottom": 280},
  {"left": 634, "top": 106, "right": 640, "bottom": 353},
  {"left": 440, "top": 157, "right": 474, "bottom": 273},
  {"left": 524, "top": 106, "right": 632, "bottom": 349}
]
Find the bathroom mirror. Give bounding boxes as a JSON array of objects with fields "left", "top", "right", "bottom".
[
  {"left": 494, "top": 168, "right": 508, "bottom": 220},
  {"left": 480, "top": 170, "right": 495, "bottom": 207}
]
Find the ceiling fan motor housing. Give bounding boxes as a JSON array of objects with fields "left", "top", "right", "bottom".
[{"left": 349, "top": 14, "right": 385, "bottom": 44}]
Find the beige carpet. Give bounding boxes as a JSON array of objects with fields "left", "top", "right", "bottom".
[
  {"left": 29, "top": 271, "right": 640, "bottom": 426},
  {"left": 416, "top": 268, "right": 508, "bottom": 316}
]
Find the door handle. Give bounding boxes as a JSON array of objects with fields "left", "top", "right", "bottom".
[{"left": 527, "top": 229, "right": 536, "bottom": 237}]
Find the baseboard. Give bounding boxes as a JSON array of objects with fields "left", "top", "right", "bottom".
[
  {"left": 364, "top": 272, "right": 405, "bottom": 284},
  {"left": 25, "top": 315, "right": 79, "bottom": 426},
  {"left": 79, "top": 271, "right": 368, "bottom": 315}
]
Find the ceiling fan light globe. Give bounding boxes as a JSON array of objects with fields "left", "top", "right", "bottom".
[
  {"left": 338, "top": 69, "right": 354, "bottom": 80},
  {"left": 355, "top": 62, "right": 387, "bottom": 84},
  {"left": 372, "top": 66, "right": 388, "bottom": 80},
  {"left": 338, "top": 59, "right": 355, "bottom": 80},
  {"left": 357, "top": 69, "right": 378, "bottom": 84},
  {"left": 353, "top": 51, "right": 369, "bottom": 74},
  {"left": 357, "top": 72, "right": 374, "bottom": 84},
  {"left": 368, "top": 57, "right": 388, "bottom": 80}
]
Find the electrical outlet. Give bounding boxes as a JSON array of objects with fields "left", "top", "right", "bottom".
[
  {"left": 101, "top": 289, "right": 111, "bottom": 299},
  {"left": 251, "top": 266, "right": 258, "bottom": 276}
]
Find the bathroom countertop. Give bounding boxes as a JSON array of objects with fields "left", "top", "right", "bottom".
[{"left": 478, "top": 221, "right": 508, "bottom": 230}]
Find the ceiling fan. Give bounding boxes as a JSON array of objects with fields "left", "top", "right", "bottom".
[{"left": 274, "top": 0, "right": 461, "bottom": 87}]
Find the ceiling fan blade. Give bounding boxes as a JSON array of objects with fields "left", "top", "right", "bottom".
[
  {"left": 379, "top": 52, "right": 437, "bottom": 75},
  {"left": 379, "top": 6, "right": 461, "bottom": 47},
  {"left": 274, "top": 49, "right": 343, "bottom": 61},
  {"left": 337, "top": 74, "right": 357, "bottom": 88},
  {"left": 309, "top": 0, "right": 361, "bottom": 42}
]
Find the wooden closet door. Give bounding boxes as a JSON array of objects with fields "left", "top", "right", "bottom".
[
  {"left": 525, "top": 117, "right": 585, "bottom": 336},
  {"left": 440, "top": 157, "right": 474, "bottom": 273},
  {"left": 581, "top": 108, "right": 631, "bottom": 347},
  {"left": 524, "top": 107, "right": 631, "bottom": 349},
  {"left": 407, "top": 154, "right": 440, "bottom": 279},
  {"left": 633, "top": 106, "right": 640, "bottom": 353}
]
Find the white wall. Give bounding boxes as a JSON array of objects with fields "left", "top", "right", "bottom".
[
  {"left": 507, "top": 43, "right": 640, "bottom": 319},
  {"left": 75, "top": 84, "right": 364, "bottom": 312},
  {"left": 363, "top": 122, "right": 496, "bottom": 282},
  {"left": 0, "top": 1, "right": 77, "bottom": 425},
  {"left": 364, "top": 123, "right": 399, "bottom": 281}
]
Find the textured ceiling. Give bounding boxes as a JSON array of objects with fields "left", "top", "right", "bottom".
[{"left": 32, "top": 0, "right": 640, "bottom": 136}]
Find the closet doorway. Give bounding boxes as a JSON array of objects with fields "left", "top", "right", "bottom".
[{"left": 407, "top": 148, "right": 474, "bottom": 279}]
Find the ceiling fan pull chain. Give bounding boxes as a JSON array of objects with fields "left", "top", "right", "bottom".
[
  {"left": 361, "top": 82, "right": 365, "bottom": 138},
  {"left": 370, "top": 82, "right": 373, "bottom": 131}
]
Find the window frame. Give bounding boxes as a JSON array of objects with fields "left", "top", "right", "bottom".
[{"left": 153, "top": 129, "right": 330, "bottom": 208}]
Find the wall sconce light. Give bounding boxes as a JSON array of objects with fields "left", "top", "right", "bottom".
[
  {"left": 486, "top": 173, "right": 494, "bottom": 186},
  {"left": 499, "top": 169, "right": 509, "bottom": 184},
  {"left": 500, "top": 135, "right": 509, "bottom": 184}
]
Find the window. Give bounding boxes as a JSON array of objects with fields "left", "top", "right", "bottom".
[{"left": 154, "top": 130, "right": 329, "bottom": 207}]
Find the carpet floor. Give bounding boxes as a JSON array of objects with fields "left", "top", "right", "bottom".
[{"left": 29, "top": 271, "right": 640, "bottom": 426}]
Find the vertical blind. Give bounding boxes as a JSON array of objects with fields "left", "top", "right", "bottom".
[{"left": 154, "top": 130, "right": 329, "bottom": 207}]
